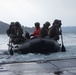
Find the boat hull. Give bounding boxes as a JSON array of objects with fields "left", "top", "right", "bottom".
[{"left": 9, "top": 38, "right": 60, "bottom": 54}]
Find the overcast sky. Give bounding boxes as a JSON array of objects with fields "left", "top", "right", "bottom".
[{"left": 0, "top": 0, "right": 76, "bottom": 27}]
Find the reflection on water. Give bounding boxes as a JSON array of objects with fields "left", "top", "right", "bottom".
[{"left": 0, "top": 33, "right": 76, "bottom": 64}]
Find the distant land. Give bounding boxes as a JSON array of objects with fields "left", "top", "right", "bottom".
[
  {"left": 0, "top": 21, "right": 34, "bottom": 34},
  {"left": 0, "top": 21, "right": 76, "bottom": 34}
]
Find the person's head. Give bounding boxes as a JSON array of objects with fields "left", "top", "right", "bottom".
[
  {"left": 44, "top": 21, "right": 50, "bottom": 28},
  {"left": 53, "top": 19, "right": 62, "bottom": 27},
  {"left": 10, "top": 22, "right": 14, "bottom": 25},
  {"left": 9, "top": 22, "right": 15, "bottom": 29},
  {"left": 35, "top": 22, "right": 40, "bottom": 28},
  {"left": 15, "top": 21, "right": 21, "bottom": 29}
]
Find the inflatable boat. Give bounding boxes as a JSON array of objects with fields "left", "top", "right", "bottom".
[{"left": 8, "top": 38, "right": 61, "bottom": 55}]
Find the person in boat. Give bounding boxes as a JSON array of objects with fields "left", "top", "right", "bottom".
[
  {"left": 40, "top": 21, "right": 50, "bottom": 38},
  {"left": 7, "top": 21, "right": 24, "bottom": 44},
  {"left": 30, "top": 22, "right": 41, "bottom": 38},
  {"left": 6, "top": 22, "right": 15, "bottom": 37},
  {"left": 24, "top": 31, "right": 30, "bottom": 40},
  {"left": 48, "top": 19, "right": 62, "bottom": 41}
]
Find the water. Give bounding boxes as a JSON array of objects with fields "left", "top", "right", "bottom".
[{"left": 0, "top": 33, "right": 76, "bottom": 64}]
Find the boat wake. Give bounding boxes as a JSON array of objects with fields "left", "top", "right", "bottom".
[{"left": 0, "top": 45, "right": 76, "bottom": 64}]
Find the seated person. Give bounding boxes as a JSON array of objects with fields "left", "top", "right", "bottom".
[
  {"left": 48, "top": 19, "right": 62, "bottom": 41},
  {"left": 24, "top": 31, "right": 30, "bottom": 40},
  {"left": 7, "top": 22, "right": 24, "bottom": 44},
  {"left": 31, "top": 22, "right": 41, "bottom": 39},
  {"left": 6, "top": 22, "right": 15, "bottom": 37},
  {"left": 40, "top": 21, "right": 50, "bottom": 38}
]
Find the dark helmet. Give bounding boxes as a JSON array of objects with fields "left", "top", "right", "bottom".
[
  {"left": 53, "top": 19, "right": 62, "bottom": 27},
  {"left": 45, "top": 21, "right": 50, "bottom": 26},
  {"left": 10, "top": 22, "right": 14, "bottom": 25},
  {"left": 54, "top": 19, "right": 59, "bottom": 24},
  {"left": 15, "top": 21, "right": 21, "bottom": 28},
  {"left": 53, "top": 19, "right": 61, "bottom": 24},
  {"left": 35, "top": 22, "right": 40, "bottom": 27},
  {"left": 9, "top": 22, "right": 15, "bottom": 28}
]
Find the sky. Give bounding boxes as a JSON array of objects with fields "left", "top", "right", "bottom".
[{"left": 0, "top": 0, "right": 76, "bottom": 27}]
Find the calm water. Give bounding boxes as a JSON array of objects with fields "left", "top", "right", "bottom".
[{"left": 0, "top": 33, "right": 76, "bottom": 64}]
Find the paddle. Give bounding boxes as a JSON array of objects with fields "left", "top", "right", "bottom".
[
  {"left": 8, "top": 38, "right": 14, "bottom": 55},
  {"left": 60, "top": 27, "right": 66, "bottom": 52}
]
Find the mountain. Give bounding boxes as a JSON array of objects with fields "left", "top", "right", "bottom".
[
  {"left": 0, "top": 21, "right": 9, "bottom": 34},
  {"left": 0, "top": 21, "right": 76, "bottom": 34},
  {"left": 0, "top": 21, "right": 34, "bottom": 34}
]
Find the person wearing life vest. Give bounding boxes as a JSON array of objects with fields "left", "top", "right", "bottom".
[
  {"left": 7, "top": 21, "right": 24, "bottom": 44},
  {"left": 48, "top": 19, "right": 62, "bottom": 41},
  {"left": 31, "top": 22, "right": 41, "bottom": 38},
  {"left": 40, "top": 21, "right": 50, "bottom": 38}
]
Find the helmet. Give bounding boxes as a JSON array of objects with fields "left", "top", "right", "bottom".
[
  {"left": 35, "top": 22, "right": 40, "bottom": 27},
  {"left": 45, "top": 21, "right": 50, "bottom": 26},
  {"left": 10, "top": 22, "right": 15, "bottom": 28},
  {"left": 10, "top": 22, "right": 14, "bottom": 25},
  {"left": 15, "top": 21, "right": 21, "bottom": 27},
  {"left": 53, "top": 19, "right": 62, "bottom": 27}
]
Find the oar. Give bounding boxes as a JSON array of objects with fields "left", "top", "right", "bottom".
[
  {"left": 8, "top": 38, "right": 14, "bottom": 55},
  {"left": 60, "top": 27, "right": 66, "bottom": 52}
]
